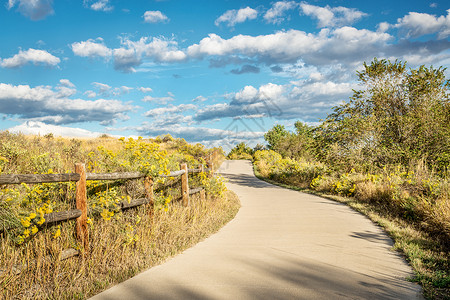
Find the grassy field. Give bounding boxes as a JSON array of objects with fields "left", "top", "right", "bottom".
[{"left": 0, "top": 132, "right": 240, "bottom": 299}]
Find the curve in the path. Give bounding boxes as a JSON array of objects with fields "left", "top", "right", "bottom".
[{"left": 90, "top": 160, "right": 423, "bottom": 300}]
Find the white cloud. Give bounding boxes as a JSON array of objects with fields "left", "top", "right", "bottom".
[
  {"left": 187, "top": 30, "right": 323, "bottom": 62},
  {"left": 215, "top": 6, "right": 258, "bottom": 27},
  {"left": 377, "top": 22, "right": 391, "bottom": 33},
  {"left": 120, "top": 86, "right": 133, "bottom": 93},
  {"left": 142, "top": 94, "right": 174, "bottom": 105},
  {"left": 193, "top": 95, "right": 207, "bottom": 102},
  {"left": 0, "top": 83, "right": 134, "bottom": 125},
  {"left": 90, "top": 82, "right": 132, "bottom": 96},
  {"left": 300, "top": 2, "right": 368, "bottom": 28},
  {"left": 84, "top": 0, "right": 113, "bottom": 12},
  {"left": 394, "top": 10, "right": 450, "bottom": 39},
  {"left": 138, "top": 87, "right": 153, "bottom": 93},
  {"left": 9, "top": 121, "right": 108, "bottom": 138},
  {"left": 7, "top": 0, "right": 54, "bottom": 20},
  {"left": 84, "top": 90, "right": 97, "bottom": 98},
  {"left": 71, "top": 38, "right": 112, "bottom": 58},
  {"left": 113, "top": 37, "right": 186, "bottom": 72},
  {"left": 0, "top": 48, "right": 60, "bottom": 68},
  {"left": 187, "top": 27, "right": 392, "bottom": 67},
  {"left": 59, "top": 79, "right": 75, "bottom": 88},
  {"left": 112, "top": 48, "right": 141, "bottom": 73},
  {"left": 195, "top": 79, "right": 357, "bottom": 123},
  {"left": 144, "top": 104, "right": 196, "bottom": 117},
  {"left": 264, "top": 1, "right": 298, "bottom": 24},
  {"left": 92, "top": 82, "right": 111, "bottom": 94},
  {"left": 143, "top": 10, "right": 169, "bottom": 23}
]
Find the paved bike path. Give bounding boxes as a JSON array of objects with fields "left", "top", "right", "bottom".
[{"left": 90, "top": 160, "right": 423, "bottom": 299}]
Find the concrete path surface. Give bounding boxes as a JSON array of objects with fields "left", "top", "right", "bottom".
[{"left": 90, "top": 160, "right": 423, "bottom": 299}]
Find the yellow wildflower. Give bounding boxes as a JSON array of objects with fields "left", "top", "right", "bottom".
[
  {"left": 21, "top": 218, "right": 31, "bottom": 228},
  {"left": 31, "top": 226, "right": 38, "bottom": 235},
  {"left": 53, "top": 227, "right": 61, "bottom": 239}
]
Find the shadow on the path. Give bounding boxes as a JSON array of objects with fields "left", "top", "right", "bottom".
[
  {"left": 97, "top": 250, "right": 421, "bottom": 300},
  {"left": 350, "top": 230, "right": 394, "bottom": 245},
  {"left": 220, "top": 173, "right": 273, "bottom": 189}
]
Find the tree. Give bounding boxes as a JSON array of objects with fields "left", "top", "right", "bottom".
[
  {"left": 264, "top": 124, "right": 289, "bottom": 150},
  {"left": 316, "top": 58, "right": 450, "bottom": 171},
  {"left": 227, "top": 142, "right": 253, "bottom": 160}
]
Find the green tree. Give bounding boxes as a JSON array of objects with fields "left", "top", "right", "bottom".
[
  {"left": 227, "top": 142, "right": 253, "bottom": 160},
  {"left": 264, "top": 124, "right": 289, "bottom": 150},
  {"left": 316, "top": 58, "right": 450, "bottom": 171}
]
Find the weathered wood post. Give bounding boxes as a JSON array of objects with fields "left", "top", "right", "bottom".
[
  {"left": 144, "top": 176, "right": 154, "bottom": 220},
  {"left": 75, "top": 163, "right": 89, "bottom": 254},
  {"left": 180, "top": 163, "right": 189, "bottom": 207},
  {"left": 199, "top": 164, "right": 206, "bottom": 201}
]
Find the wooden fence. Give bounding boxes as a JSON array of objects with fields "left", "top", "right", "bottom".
[{"left": 0, "top": 152, "right": 219, "bottom": 259}]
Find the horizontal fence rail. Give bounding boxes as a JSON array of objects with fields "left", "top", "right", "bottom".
[
  {"left": 159, "top": 169, "right": 186, "bottom": 178},
  {"left": 44, "top": 209, "right": 82, "bottom": 224},
  {"left": 86, "top": 172, "right": 144, "bottom": 181},
  {"left": 0, "top": 173, "right": 81, "bottom": 185}
]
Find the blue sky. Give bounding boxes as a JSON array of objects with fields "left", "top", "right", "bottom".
[{"left": 1, "top": 0, "right": 449, "bottom": 150}]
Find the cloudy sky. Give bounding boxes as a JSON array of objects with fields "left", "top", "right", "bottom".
[{"left": 1, "top": 0, "right": 449, "bottom": 150}]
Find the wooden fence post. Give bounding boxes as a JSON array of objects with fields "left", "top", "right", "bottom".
[
  {"left": 180, "top": 163, "right": 189, "bottom": 207},
  {"left": 75, "top": 163, "right": 89, "bottom": 254},
  {"left": 144, "top": 176, "right": 154, "bottom": 220}
]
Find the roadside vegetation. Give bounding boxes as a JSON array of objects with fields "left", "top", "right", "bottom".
[
  {"left": 0, "top": 133, "right": 240, "bottom": 299},
  {"left": 228, "top": 59, "right": 449, "bottom": 299}
]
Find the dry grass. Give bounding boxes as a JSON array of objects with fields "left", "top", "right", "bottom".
[{"left": 0, "top": 190, "right": 240, "bottom": 299}]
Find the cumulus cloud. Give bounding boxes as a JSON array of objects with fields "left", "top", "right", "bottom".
[
  {"left": 92, "top": 82, "right": 111, "bottom": 94},
  {"left": 114, "top": 37, "right": 186, "bottom": 72},
  {"left": 192, "top": 95, "right": 207, "bottom": 102},
  {"left": 187, "top": 30, "right": 322, "bottom": 62},
  {"left": 59, "top": 79, "right": 75, "bottom": 88},
  {"left": 300, "top": 2, "right": 368, "bottom": 28},
  {"left": 0, "top": 48, "right": 60, "bottom": 68},
  {"left": 142, "top": 92, "right": 175, "bottom": 104},
  {"left": 0, "top": 83, "right": 134, "bottom": 125},
  {"left": 187, "top": 28, "right": 391, "bottom": 67},
  {"left": 143, "top": 104, "right": 196, "bottom": 117},
  {"left": 9, "top": 121, "right": 109, "bottom": 138},
  {"left": 194, "top": 83, "right": 284, "bottom": 122},
  {"left": 84, "top": 0, "right": 113, "bottom": 12},
  {"left": 215, "top": 6, "right": 258, "bottom": 27},
  {"left": 394, "top": 10, "right": 450, "bottom": 39},
  {"left": 194, "top": 80, "right": 356, "bottom": 123},
  {"left": 143, "top": 10, "right": 169, "bottom": 23},
  {"left": 138, "top": 87, "right": 153, "bottom": 93},
  {"left": 84, "top": 90, "right": 97, "bottom": 98},
  {"left": 91, "top": 82, "right": 132, "bottom": 96},
  {"left": 7, "top": 0, "right": 54, "bottom": 20},
  {"left": 264, "top": 1, "right": 298, "bottom": 24},
  {"left": 71, "top": 38, "right": 112, "bottom": 58}
]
